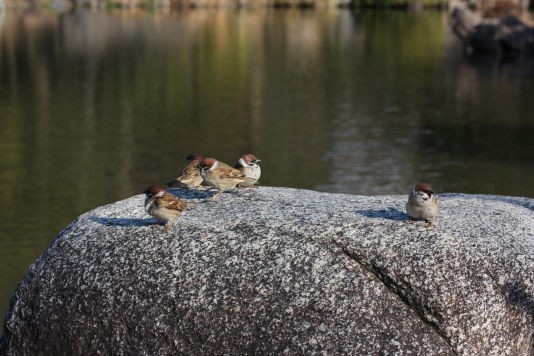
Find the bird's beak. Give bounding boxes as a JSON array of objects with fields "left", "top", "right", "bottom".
[{"left": 255, "top": 159, "right": 261, "bottom": 163}]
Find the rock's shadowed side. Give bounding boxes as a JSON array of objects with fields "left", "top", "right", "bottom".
[{"left": 1, "top": 187, "right": 534, "bottom": 355}]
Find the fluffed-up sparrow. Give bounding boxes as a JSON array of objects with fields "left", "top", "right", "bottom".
[
  {"left": 234, "top": 153, "right": 261, "bottom": 187},
  {"left": 406, "top": 182, "right": 439, "bottom": 226},
  {"left": 144, "top": 184, "right": 189, "bottom": 227},
  {"left": 199, "top": 157, "right": 255, "bottom": 200}
]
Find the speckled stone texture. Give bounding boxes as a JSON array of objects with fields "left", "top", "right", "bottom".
[{"left": 1, "top": 188, "right": 534, "bottom": 355}]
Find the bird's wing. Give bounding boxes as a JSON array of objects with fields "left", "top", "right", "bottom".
[
  {"left": 216, "top": 162, "right": 250, "bottom": 179},
  {"left": 178, "top": 160, "right": 201, "bottom": 180},
  {"left": 158, "top": 192, "right": 188, "bottom": 211}
]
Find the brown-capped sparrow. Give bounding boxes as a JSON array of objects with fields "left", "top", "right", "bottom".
[
  {"left": 144, "top": 184, "right": 189, "bottom": 227},
  {"left": 166, "top": 153, "right": 204, "bottom": 189},
  {"left": 406, "top": 182, "right": 439, "bottom": 226},
  {"left": 199, "top": 157, "right": 255, "bottom": 200},
  {"left": 234, "top": 153, "right": 261, "bottom": 187}
]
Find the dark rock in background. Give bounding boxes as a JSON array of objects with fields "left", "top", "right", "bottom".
[
  {"left": 1, "top": 187, "right": 534, "bottom": 354},
  {"left": 449, "top": 5, "right": 534, "bottom": 54}
]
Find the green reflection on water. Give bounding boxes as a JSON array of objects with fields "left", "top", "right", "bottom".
[{"left": 0, "top": 8, "right": 533, "bottom": 328}]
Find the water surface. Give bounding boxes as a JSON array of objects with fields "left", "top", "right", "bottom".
[{"left": 1, "top": 8, "right": 534, "bottom": 326}]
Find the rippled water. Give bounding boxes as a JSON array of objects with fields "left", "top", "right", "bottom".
[{"left": 1, "top": 8, "right": 533, "bottom": 326}]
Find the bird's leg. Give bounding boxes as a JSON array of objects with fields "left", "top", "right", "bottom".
[
  {"left": 210, "top": 191, "right": 222, "bottom": 201},
  {"left": 164, "top": 220, "right": 176, "bottom": 232},
  {"left": 152, "top": 221, "right": 164, "bottom": 229},
  {"left": 405, "top": 217, "right": 416, "bottom": 224},
  {"left": 425, "top": 219, "right": 436, "bottom": 228}
]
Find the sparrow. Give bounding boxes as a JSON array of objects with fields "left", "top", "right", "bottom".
[
  {"left": 234, "top": 153, "right": 261, "bottom": 187},
  {"left": 199, "top": 157, "right": 255, "bottom": 200},
  {"left": 144, "top": 184, "right": 189, "bottom": 227},
  {"left": 406, "top": 182, "right": 439, "bottom": 226},
  {"left": 166, "top": 153, "right": 204, "bottom": 189}
]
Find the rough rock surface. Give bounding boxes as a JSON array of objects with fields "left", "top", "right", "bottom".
[{"left": 1, "top": 187, "right": 534, "bottom": 355}]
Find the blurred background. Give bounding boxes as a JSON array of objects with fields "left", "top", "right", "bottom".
[{"left": 1, "top": 0, "right": 533, "bottom": 331}]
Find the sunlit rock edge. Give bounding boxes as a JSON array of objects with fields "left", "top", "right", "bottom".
[{"left": 1, "top": 187, "right": 533, "bottom": 355}]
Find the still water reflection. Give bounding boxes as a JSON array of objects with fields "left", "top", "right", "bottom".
[{"left": 1, "top": 8, "right": 533, "bottom": 325}]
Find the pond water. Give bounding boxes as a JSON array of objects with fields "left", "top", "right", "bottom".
[{"left": 1, "top": 8, "right": 534, "bottom": 327}]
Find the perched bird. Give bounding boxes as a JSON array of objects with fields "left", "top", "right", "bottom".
[
  {"left": 144, "top": 184, "right": 188, "bottom": 227},
  {"left": 406, "top": 182, "right": 439, "bottom": 226},
  {"left": 166, "top": 153, "right": 204, "bottom": 189},
  {"left": 199, "top": 157, "right": 255, "bottom": 200},
  {"left": 234, "top": 153, "right": 261, "bottom": 187}
]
